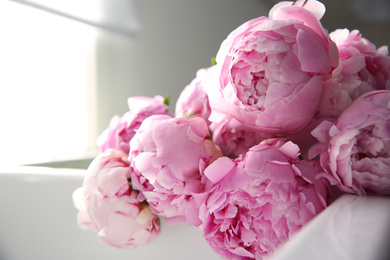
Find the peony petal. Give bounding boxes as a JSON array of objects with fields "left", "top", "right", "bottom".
[
  {"left": 231, "top": 247, "right": 255, "bottom": 258},
  {"left": 204, "top": 157, "right": 235, "bottom": 183},
  {"left": 296, "top": 27, "right": 330, "bottom": 73},
  {"left": 134, "top": 152, "right": 158, "bottom": 184}
]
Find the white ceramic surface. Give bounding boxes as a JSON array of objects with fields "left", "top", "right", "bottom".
[
  {"left": 271, "top": 194, "right": 390, "bottom": 260},
  {"left": 1, "top": 166, "right": 389, "bottom": 260},
  {"left": 0, "top": 166, "right": 219, "bottom": 260}
]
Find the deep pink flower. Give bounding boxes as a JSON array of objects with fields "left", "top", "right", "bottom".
[
  {"left": 97, "top": 95, "right": 169, "bottom": 154},
  {"left": 129, "top": 115, "right": 222, "bottom": 224},
  {"left": 205, "top": 0, "right": 338, "bottom": 135},
  {"left": 199, "top": 139, "right": 331, "bottom": 260},
  {"left": 175, "top": 68, "right": 211, "bottom": 124},
  {"left": 72, "top": 149, "right": 161, "bottom": 248},
  {"left": 310, "top": 90, "right": 390, "bottom": 195},
  {"left": 316, "top": 29, "right": 390, "bottom": 120}
]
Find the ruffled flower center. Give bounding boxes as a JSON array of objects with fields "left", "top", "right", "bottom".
[
  {"left": 230, "top": 43, "right": 270, "bottom": 111},
  {"left": 352, "top": 123, "right": 390, "bottom": 162}
]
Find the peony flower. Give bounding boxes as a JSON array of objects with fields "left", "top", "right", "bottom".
[
  {"left": 289, "top": 28, "right": 390, "bottom": 159},
  {"left": 316, "top": 28, "right": 390, "bottom": 120},
  {"left": 175, "top": 68, "right": 211, "bottom": 124},
  {"left": 129, "top": 115, "right": 222, "bottom": 224},
  {"left": 199, "top": 139, "right": 331, "bottom": 260},
  {"left": 72, "top": 187, "right": 98, "bottom": 232},
  {"left": 209, "top": 115, "right": 270, "bottom": 158},
  {"left": 309, "top": 90, "right": 390, "bottom": 195},
  {"left": 205, "top": 0, "right": 338, "bottom": 135},
  {"left": 97, "top": 95, "right": 169, "bottom": 154},
  {"left": 72, "top": 149, "right": 161, "bottom": 248}
]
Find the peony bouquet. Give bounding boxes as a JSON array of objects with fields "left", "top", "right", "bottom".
[{"left": 73, "top": 0, "right": 390, "bottom": 259}]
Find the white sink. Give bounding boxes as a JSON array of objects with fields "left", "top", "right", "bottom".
[
  {"left": 0, "top": 165, "right": 389, "bottom": 260},
  {"left": 0, "top": 166, "right": 219, "bottom": 260},
  {"left": 271, "top": 194, "right": 390, "bottom": 260}
]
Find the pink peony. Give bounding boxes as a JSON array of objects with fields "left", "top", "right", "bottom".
[
  {"left": 97, "top": 95, "right": 169, "bottom": 154},
  {"left": 209, "top": 116, "right": 270, "bottom": 158},
  {"left": 72, "top": 149, "right": 161, "bottom": 248},
  {"left": 316, "top": 29, "right": 390, "bottom": 120},
  {"left": 205, "top": 0, "right": 338, "bottom": 135},
  {"left": 175, "top": 68, "right": 211, "bottom": 124},
  {"left": 129, "top": 115, "right": 222, "bottom": 224},
  {"left": 199, "top": 139, "right": 331, "bottom": 260},
  {"left": 289, "top": 29, "right": 390, "bottom": 159},
  {"left": 309, "top": 90, "right": 390, "bottom": 195}
]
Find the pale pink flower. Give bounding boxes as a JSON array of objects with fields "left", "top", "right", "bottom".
[
  {"left": 129, "top": 115, "right": 222, "bottom": 224},
  {"left": 97, "top": 95, "right": 169, "bottom": 154},
  {"left": 316, "top": 29, "right": 390, "bottom": 120},
  {"left": 199, "top": 139, "right": 331, "bottom": 260},
  {"left": 205, "top": 0, "right": 338, "bottom": 135},
  {"left": 310, "top": 90, "right": 390, "bottom": 195},
  {"left": 289, "top": 29, "right": 390, "bottom": 159},
  {"left": 175, "top": 68, "right": 211, "bottom": 124},
  {"left": 72, "top": 149, "right": 161, "bottom": 248}
]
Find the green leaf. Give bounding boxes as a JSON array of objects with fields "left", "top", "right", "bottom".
[
  {"left": 211, "top": 57, "right": 217, "bottom": 66},
  {"left": 163, "top": 95, "right": 171, "bottom": 106}
]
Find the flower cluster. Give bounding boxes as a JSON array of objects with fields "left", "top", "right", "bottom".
[
  {"left": 72, "top": 149, "right": 161, "bottom": 248},
  {"left": 73, "top": 0, "right": 390, "bottom": 259}
]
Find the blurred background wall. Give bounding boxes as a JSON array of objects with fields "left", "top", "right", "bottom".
[{"left": 1, "top": 0, "right": 389, "bottom": 166}]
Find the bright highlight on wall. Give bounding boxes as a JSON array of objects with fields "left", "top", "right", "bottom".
[{"left": 0, "top": 1, "right": 98, "bottom": 166}]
